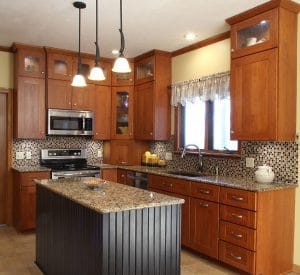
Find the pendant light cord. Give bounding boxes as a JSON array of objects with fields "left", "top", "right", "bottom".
[
  {"left": 77, "top": 6, "right": 82, "bottom": 74},
  {"left": 119, "top": 0, "right": 125, "bottom": 56},
  {"left": 95, "top": 0, "right": 100, "bottom": 66}
]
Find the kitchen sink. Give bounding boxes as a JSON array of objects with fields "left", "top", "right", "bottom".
[{"left": 165, "top": 170, "right": 205, "bottom": 177}]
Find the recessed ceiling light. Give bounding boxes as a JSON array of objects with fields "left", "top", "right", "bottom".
[
  {"left": 184, "top": 33, "right": 196, "bottom": 41},
  {"left": 112, "top": 49, "right": 119, "bottom": 55}
]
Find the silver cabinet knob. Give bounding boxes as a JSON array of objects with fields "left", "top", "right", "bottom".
[
  {"left": 231, "top": 48, "right": 234, "bottom": 52},
  {"left": 73, "top": 103, "right": 77, "bottom": 106},
  {"left": 149, "top": 132, "right": 153, "bottom": 136}
]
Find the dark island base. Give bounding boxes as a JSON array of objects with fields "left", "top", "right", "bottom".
[{"left": 36, "top": 185, "right": 181, "bottom": 275}]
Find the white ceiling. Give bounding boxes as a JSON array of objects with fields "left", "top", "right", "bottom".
[{"left": 0, "top": 0, "right": 299, "bottom": 58}]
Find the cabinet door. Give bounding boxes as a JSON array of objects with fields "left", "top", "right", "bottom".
[
  {"left": 111, "top": 87, "right": 134, "bottom": 139},
  {"left": 102, "top": 169, "right": 118, "bottom": 182},
  {"left": 112, "top": 62, "right": 134, "bottom": 86},
  {"left": 110, "top": 140, "right": 131, "bottom": 165},
  {"left": 135, "top": 55, "right": 155, "bottom": 85},
  {"left": 47, "top": 79, "right": 72, "bottom": 109},
  {"left": 72, "top": 84, "right": 95, "bottom": 111},
  {"left": 20, "top": 186, "right": 36, "bottom": 230},
  {"left": 17, "top": 48, "right": 45, "bottom": 78},
  {"left": 93, "top": 86, "right": 111, "bottom": 140},
  {"left": 190, "top": 198, "right": 219, "bottom": 259},
  {"left": 230, "top": 48, "right": 277, "bottom": 140},
  {"left": 134, "top": 82, "right": 154, "bottom": 140},
  {"left": 14, "top": 77, "right": 46, "bottom": 139},
  {"left": 117, "top": 169, "right": 127, "bottom": 184},
  {"left": 47, "top": 53, "right": 73, "bottom": 81}
]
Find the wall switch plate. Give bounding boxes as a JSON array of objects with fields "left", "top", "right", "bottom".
[
  {"left": 16, "top": 152, "right": 25, "bottom": 160},
  {"left": 245, "top": 157, "right": 255, "bottom": 168},
  {"left": 165, "top": 152, "right": 172, "bottom": 161},
  {"left": 97, "top": 149, "right": 102, "bottom": 158},
  {"left": 26, "top": 151, "right": 32, "bottom": 160}
]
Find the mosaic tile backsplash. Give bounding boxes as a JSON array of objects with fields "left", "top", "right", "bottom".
[
  {"left": 151, "top": 137, "right": 298, "bottom": 184},
  {"left": 13, "top": 136, "right": 103, "bottom": 167}
]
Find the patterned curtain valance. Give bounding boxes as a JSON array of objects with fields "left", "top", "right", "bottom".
[{"left": 171, "top": 71, "right": 230, "bottom": 106}]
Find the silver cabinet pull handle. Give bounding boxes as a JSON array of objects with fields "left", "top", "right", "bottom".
[
  {"left": 199, "top": 202, "right": 208, "bottom": 207},
  {"left": 230, "top": 253, "right": 242, "bottom": 261},
  {"left": 230, "top": 231, "right": 243, "bottom": 238},
  {"left": 162, "top": 182, "right": 172, "bottom": 187},
  {"left": 199, "top": 189, "right": 210, "bottom": 194},
  {"left": 231, "top": 213, "right": 243, "bottom": 219},
  {"left": 121, "top": 161, "right": 127, "bottom": 164},
  {"left": 231, "top": 195, "right": 244, "bottom": 201}
]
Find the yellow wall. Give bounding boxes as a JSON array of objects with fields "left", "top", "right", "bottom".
[
  {"left": 172, "top": 17, "right": 300, "bottom": 266},
  {"left": 0, "top": 51, "right": 14, "bottom": 89}
]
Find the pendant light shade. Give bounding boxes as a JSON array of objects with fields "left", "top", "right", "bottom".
[
  {"left": 72, "top": 1, "right": 87, "bottom": 87},
  {"left": 112, "top": 0, "right": 131, "bottom": 73},
  {"left": 88, "top": 0, "right": 106, "bottom": 81}
]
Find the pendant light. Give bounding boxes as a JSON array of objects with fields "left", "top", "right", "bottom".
[
  {"left": 88, "top": 0, "right": 106, "bottom": 81},
  {"left": 112, "top": 0, "right": 131, "bottom": 73},
  {"left": 71, "top": 1, "right": 87, "bottom": 87}
]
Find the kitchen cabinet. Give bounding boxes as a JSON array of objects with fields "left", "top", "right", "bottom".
[
  {"left": 227, "top": 3, "right": 298, "bottom": 141},
  {"left": 101, "top": 168, "right": 118, "bottom": 182},
  {"left": 93, "top": 85, "right": 111, "bottom": 140},
  {"left": 13, "top": 171, "right": 50, "bottom": 231},
  {"left": 47, "top": 79, "right": 72, "bottom": 109},
  {"left": 72, "top": 84, "right": 95, "bottom": 111},
  {"left": 103, "top": 140, "right": 149, "bottom": 166},
  {"left": 134, "top": 50, "right": 171, "bottom": 141},
  {"left": 117, "top": 169, "right": 128, "bottom": 185},
  {"left": 112, "top": 61, "right": 134, "bottom": 86},
  {"left": 111, "top": 86, "right": 134, "bottom": 139},
  {"left": 13, "top": 43, "right": 45, "bottom": 78},
  {"left": 14, "top": 77, "right": 46, "bottom": 139}
]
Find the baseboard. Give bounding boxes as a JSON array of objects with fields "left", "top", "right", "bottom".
[{"left": 293, "top": 264, "right": 300, "bottom": 273}]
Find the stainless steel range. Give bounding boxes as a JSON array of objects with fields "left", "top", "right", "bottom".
[{"left": 40, "top": 149, "right": 100, "bottom": 179}]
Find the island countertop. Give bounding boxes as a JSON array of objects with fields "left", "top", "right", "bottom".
[{"left": 35, "top": 178, "right": 184, "bottom": 214}]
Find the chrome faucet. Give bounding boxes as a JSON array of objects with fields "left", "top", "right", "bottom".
[{"left": 181, "top": 144, "right": 203, "bottom": 171}]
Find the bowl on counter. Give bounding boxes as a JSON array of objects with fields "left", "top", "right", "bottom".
[{"left": 84, "top": 178, "right": 106, "bottom": 190}]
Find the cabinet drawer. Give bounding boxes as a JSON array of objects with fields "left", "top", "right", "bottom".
[
  {"left": 190, "top": 181, "right": 219, "bottom": 202},
  {"left": 219, "top": 221, "right": 256, "bottom": 251},
  {"left": 220, "top": 205, "right": 256, "bottom": 229},
  {"left": 219, "top": 240, "right": 255, "bottom": 274},
  {"left": 148, "top": 175, "right": 190, "bottom": 195},
  {"left": 20, "top": 172, "right": 50, "bottom": 187},
  {"left": 220, "top": 187, "right": 257, "bottom": 210}
]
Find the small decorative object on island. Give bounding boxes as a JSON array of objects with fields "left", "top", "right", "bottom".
[{"left": 255, "top": 165, "right": 275, "bottom": 183}]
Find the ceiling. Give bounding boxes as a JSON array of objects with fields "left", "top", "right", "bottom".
[{"left": 0, "top": 0, "right": 299, "bottom": 58}]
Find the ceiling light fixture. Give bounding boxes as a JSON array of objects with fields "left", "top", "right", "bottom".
[
  {"left": 184, "top": 33, "right": 196, "bottom": 41},
  {"left": 71, "top": 1, "right": 87, "bottom": 87},
  {"left": 88, "top": 0, "right": 105, "bottom": 81},
  {"left": 112, "top": 49, "right": 119, "bottom": 55},
  {"left": 112, "top": 0, "right": 131, "bottom": 73}
]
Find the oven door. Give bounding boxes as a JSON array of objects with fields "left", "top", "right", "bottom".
[
  {"left": 48, "top": 109, "right": 94, "bottom": 136},
  {"left": 52, "top": 170, "right": 100, "bottom": 180}
]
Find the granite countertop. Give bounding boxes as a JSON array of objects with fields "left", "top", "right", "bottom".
[
  {"left": 99, "top": 164, "right": 297, "bottom": 192},
  {"left": 35, "top": 178, "right": 184, "bottom": 214},
  {"left": 12, "top": 166, "right": 51, "bottom": 173}
]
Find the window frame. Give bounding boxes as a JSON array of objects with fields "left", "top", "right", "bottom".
[{"left": 174, "top": 101, "right": 241, "bottom": 158}]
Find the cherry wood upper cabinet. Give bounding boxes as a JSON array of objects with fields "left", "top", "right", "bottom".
[
  {"left": 111, "top": 86, "right": 134, "bottom": 139},
  {"left": 45, "top": 48, "right": 73, "bottom": 81},
  {"left": 47, "top": 79, "right": 72, "bottom": 109},
  {"left": 14, "top": 77, "right": 46, "bottom": 139},
  {"left": 134, "top": 50, "right": 171, "bottom": 141},
  {"left": 112, "top": 61, "right": 134, "bottom": 86},
  {"left": 227, "top": 2, "right": 298, "bottom": 141},
  {"left": 72, "top": 84, "right": 95, "bottom": 111},
  {"left": 93, "top": 85, "right": 111, "bottom": 140},
  {"left": 13, "top": 44, "right": 46, "bottom": 79}
]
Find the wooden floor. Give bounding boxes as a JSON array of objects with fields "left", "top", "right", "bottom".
[{"left": 0, "top": 225, "right": 298, "bottom": 275}]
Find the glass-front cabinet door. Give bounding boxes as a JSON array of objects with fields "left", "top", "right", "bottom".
[
  {"left": 46, "top": 51, "right": 73, "bottom": 81},
  {"left": 112, "top": 62, "right": 134, "bottom": 86},
  {"left": 135, "top": 56, "right": 155, "bottom": 85},
  {"left": 230, "top": 9, "right": 278, "bottom": 58},
  {"left": 17, "top": 47, "right": 46, "bottom": 78},
  {"left": 111, "top": 87, "right": 133, "bottom": 139}
]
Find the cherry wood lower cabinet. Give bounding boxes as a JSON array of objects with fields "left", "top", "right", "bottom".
[
  {"left": 101, "top": 168, "right": 118, "bottom": 182},
  {"left": 13, "top": 171, "right": 50, "bottom": 231}
]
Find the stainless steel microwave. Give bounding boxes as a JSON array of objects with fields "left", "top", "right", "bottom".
[{"left": 48, "top": 109, "right": 94, "bottom": 136}]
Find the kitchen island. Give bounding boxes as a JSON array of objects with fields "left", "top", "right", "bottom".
[{"left": 35, "top": 178, "right": 184, "bottom": 275}]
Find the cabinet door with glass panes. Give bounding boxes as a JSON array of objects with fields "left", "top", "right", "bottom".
[
  {"left": 15, "top": 45, "right": 46, "bottom": 78},
  {"left": 46, "top": 51, "right": 73, "bottom": 81},
  {"left": 111, "top": 87, "right": 134, "bottom": 139},
  {"left": 135, "top": 55, "right": 155, "bottom": 85},
  {"left": 112, "top": 61, "right": 134, "bottom": 86},
  {"left": 229, "top": 9, "right": 278, "bottom": 59}
]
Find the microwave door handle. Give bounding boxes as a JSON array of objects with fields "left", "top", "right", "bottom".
[{"left": 82, "top": 117, "right": 86, "bottom": 133}]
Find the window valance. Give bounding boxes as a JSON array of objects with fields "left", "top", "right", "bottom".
[{"left": 171, "top": 71, "right": 230, "bottom": 106}]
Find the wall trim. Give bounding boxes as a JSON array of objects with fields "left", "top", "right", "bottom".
[
  {"left": 0, "top": 46, "right": 13, "bottom": 53},
  {"left": 293, "top": 264, "right": 300, "bottom": 273},
  {"left": 171, "top": 31, "right": 230, "bottom": 57}
]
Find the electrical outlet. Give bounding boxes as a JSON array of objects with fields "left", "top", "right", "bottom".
[
  {"left": 245, "top": 157, "right": 255, "bottom": 168},
  {"left": 26, "top": 151, "right": 32, "bottom": 160},
  {"left": 97, "top": 149, "right": 102, "bottom": 158},
  {"left": 165, "top": 152, "right": 172, "bottom": 161},
  {"left": 16, "top": 151, "right": 25, "bottom": 160}
]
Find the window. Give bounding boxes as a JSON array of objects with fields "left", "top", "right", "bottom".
[{"left": 176, "top": 98, "right": 239, "bottom": 156}]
